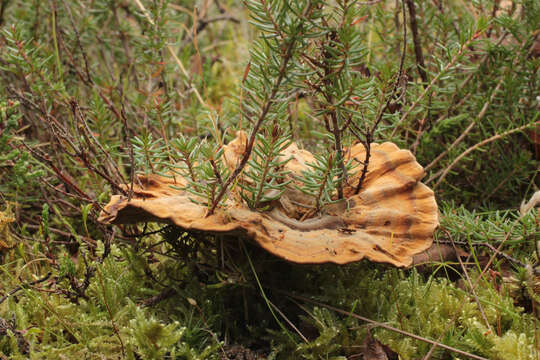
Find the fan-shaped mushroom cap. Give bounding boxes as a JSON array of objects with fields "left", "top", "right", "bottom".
[{"left": 99, "top": 133, "right": 438, "bottom": 267}]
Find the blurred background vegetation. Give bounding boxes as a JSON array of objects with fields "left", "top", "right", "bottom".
[{"left": 0, "top": 0, "right": 538, "bottom": 359}]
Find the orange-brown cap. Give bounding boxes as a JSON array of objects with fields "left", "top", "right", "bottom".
[{"left": 99, "top": 133, "right": 438, "bottom": 267}]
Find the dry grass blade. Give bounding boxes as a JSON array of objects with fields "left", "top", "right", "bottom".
[
  {"left": 132, "top": 0, "right": 209, "bottom": 109},
  {"left": 448, "top": 235, "right": 492, "bottom": 332},
  {"left": 428, "top": 120, "right": 540, "bottom": 187},
  {"left": 424, "top": 77, "right": 504, "bottom": 172}
]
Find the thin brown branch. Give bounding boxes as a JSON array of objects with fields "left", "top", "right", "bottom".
[
  {"left": 406, "top": 0, "right": 428, "bottom": 85},
  {"left": 329, "top": 111, "right": 346, "bottom": 199},
  {"left": 70, "top": 100, "right": 126, "bottom": 185},
  {"left": 0, "top": 273, "right": 52, "bottom": 305},
  {"left": 207, "top": 2, "right": 314, "bottom": 215},
  {"left": 141, "top": 288, "right": 177, "bottom": 307},
  {"left": 0, "top": 0, "right": 11, "bottom": 27},
  {"left": 390, "top": 34, "right": 480, "bottom": 138},
  {"left": 208, "top": 53, "right": 291, "bottom": 212},
  {"left": 267, "top": 298, "right": 309, "bottom": 343},
  {"left": 355, "top": 0, "right": 407, "bottom": 194},
  {"left": 112, "top": 4, "right": 139, "bottom": 88},
  {"left": 430, "top": 236, "right": 539, "bottom": 271},
  {"left": 23, "top": 223, "right": 97, "bottom": 247},
  {"left": 179, "top": 10, "right": 240, "bottom": 47},
  {"left": 61, "top": 0, "right": 91, "bottom": 83}
]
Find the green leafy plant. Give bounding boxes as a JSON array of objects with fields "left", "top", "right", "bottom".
[
  {"left": 296, "top": 153, "right": 347, "bottom": 213},
  {"left": 0, "top": 0, "right": 539, "bottom": 359},
  {"left": 131, "top": 131, "right": 169, "bottom": 176},
  {"left": 240, "top": 126, "right": 292, "bottom": 210}
]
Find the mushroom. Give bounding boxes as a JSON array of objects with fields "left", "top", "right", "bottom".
[{"left": 99, "top": 132, "right": 438, "bottom": 267}]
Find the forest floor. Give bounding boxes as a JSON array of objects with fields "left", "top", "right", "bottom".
[{"left": 0, "top": 0, "right": 539, "bottom": 359}]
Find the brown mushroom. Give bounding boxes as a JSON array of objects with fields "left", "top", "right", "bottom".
[{"left": 98, "top": 132, "right": 438, "bottom": 267}]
